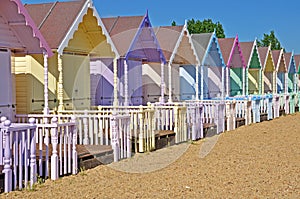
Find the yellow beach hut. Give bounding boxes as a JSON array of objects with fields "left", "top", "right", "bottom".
[{"left": 15, "top": 0, "right": 116, "bottom": 113}]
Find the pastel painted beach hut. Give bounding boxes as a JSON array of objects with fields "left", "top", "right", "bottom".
[
  {"left": 293, "top": 54, "right": 300, "bottom": 92},
  {"left": 0, "top": 0, "right": 53, "bottom": 120},
  {"left": 240, "top": 40, "right": 262, "bottom": 95},
  {"left": 218, "top": 36, "right": 246, "bottom": 97},
  {"left": 272, "top": 49, "right": 287, "bottom": 94},
  {"left": 16, "top": 0, "right": 116, "bottom": 113},
  {"left": 191, "top": 32, "right": 225, "bottom": 99},
  {"left": 101, "top": 13, "right": 166, "bottom": 106},
  {"left": 258, "top": 46, "right": 276, "bottom": 94},
  {"left": 284, "top": 52, "right": 297, "bottom": 93},
  {"left": 154, "top": 24, "right": 199, "bottom": 102}
]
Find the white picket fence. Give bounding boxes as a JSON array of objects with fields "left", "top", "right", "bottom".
[
  {"left": 14, "top": 115, "right": 77, "bottom": 180},
  {"left": 16, "top": 112, "right": 131, "bottom": 162},
  {"left": 0, "top": 117, "right": 36, "bottom": 192}
]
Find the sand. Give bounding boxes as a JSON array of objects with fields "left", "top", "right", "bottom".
[{"left": 1, "top": 113, "right": 300, "bottom": 198}]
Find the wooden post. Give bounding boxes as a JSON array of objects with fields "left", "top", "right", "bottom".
[
  {"left": 124, "top": 59, "right": 129, "bottom": 106},
  {"left": 168, "top": 62, "right": 173, "bottom": 103},
  {"left": 3, "top": 120, "right": 12, "bottom": 193},
  {"left": 200, "top": 65, "right": 204, "bottom": 100},
  {"left": 29, "top": 118, "right": 37, "bottom": 188},
  {"left": 245, "top": 99, "right": 252, "bottom": 125},
  {"left": 273, "top": 71, "right": 277, "bottom": 94},
  {"left": 221, "top": 66, "right": 225, "bottom": 99},
  {"left": 111, "top": 113, "right": 119, "bottom": 162},
  {"left": 161, "top": 61, "right": 165, "bottom": 104},
  {"left": 285, "top": 72, "right": 288, "bottom": 94},
  {"left": 58, "top": 54, "right": 64, "bottom": 111},
  {"left": 174, "top": 103, "right": 179, "bottom": 143},
  {"left": 71, "top": 116, "right": 77, "bottom": 174},
  {"left": 191, "top": 104, "right": 196, "bottom": 140},
  {"left": 242, "top": 67, "right": 246, "bottom": 96},
  {"left": 43, "top": 52, "right": 49, "bottom": 115},
  {"left": 83, "top": 110, "right": 89, "bottom": 145},
  {"left": 196, "top": 65, "right": 199, "bottom": 100},
  {"left": 126, "top": 116, "right": 131, "bottom": 158},
  {"left": 226, "top": 66, "right": 230, "bottom": 97},
  {"left": 51, "top": 117, "right": 59, "bottom": 180},
  {"left": 138, "top": 105, "right": 144, "bottom": 152},
  {"left": 113, "top": 58, "right": 118, "bottom": 107}
]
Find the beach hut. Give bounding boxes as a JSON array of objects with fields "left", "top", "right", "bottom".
[
  {"left": 101, "top": 12, "right": 166, "bottom": 106},
  {"left": 258, "top": 46, "right": 276, "bottom": 94},
  {"left": 272, "top": 49, "right": 287, "bottom": 94},
  {"left": 218, "top": 36, "right": 246, "bottom": 97},
  {"left": 240, "top": 40, "right": 262, "bottom": 95},
  {"left": 191, "top": 32, "right": 225, "bottom": 99},
  {"left": 0, "top": 0, "right": 53, "bottom": 120},
  {"left": 294, "top": 55, "right": 300, "bottom": 92},
  {"left": 15, "top": 0, "right": 116, "bottom": 113},
  {"left": 284, "top": 52, "right": 297, "bottom": 93},
  {"left": 153, "top": 24, "right": 199, "bottom": 102}
]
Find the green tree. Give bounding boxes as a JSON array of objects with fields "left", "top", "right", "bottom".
[
  {"left": 257, "top": 30, "right": 283, "bottom": 50},
  {"left": 171, "top": 21, "right": 177, "bottom": 26},
  {"left": 186, "top": 18, "right": 225, "bottom": 38}
]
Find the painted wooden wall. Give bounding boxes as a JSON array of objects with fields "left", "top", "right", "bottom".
[
  {"left": 263, "top": 52, "right": 276, "bottom": 94},
  {"left": 143, "top": 63, "right": 180, "bottom": 103},
  {"left": 230, "top": 68, "right": 243, "bottom": 96},
  {"left": 63, "top": 54, "right": 90, "bottom": 109},
  {"left": 276, "top": 57, "right": 286, "bottom": 94},
  {"left": 15, "top": 54, "right": 58, "bottom": 114},
  {"left": 0, "top": 49, "right": 15, "bottom": 120},
  {"left": 228, "top": 45, "right": 244, "bottom": 96},
  {"left": 180, "top": 65, "right": 196, "bottom": 100},
  {"left": 90, "top": 58, "right": 114, "bottom": 106},
  {"left": 202, "top": 39, "right": 224, "bottom": 99},
  {"left": 247, "top": 48, "right": 261, "bottom": 95}
]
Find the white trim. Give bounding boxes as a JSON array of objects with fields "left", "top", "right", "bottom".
[
  {"left": 57, "top": 0, "right": 119, "bottom": 58},
  {"left": 91, "top": 1, "right": 119, "bottom": 58},
  {"left": 57, "top": 0, "right": 89, "bottom": 54}
]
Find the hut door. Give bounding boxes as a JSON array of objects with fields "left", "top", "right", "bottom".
[{"left": 0, "top": 48, "right": 15, "bottom": 120}]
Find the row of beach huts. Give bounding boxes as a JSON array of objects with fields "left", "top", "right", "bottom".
[{"left": 0, "top": 0, "right": 299, "bottom": 193}]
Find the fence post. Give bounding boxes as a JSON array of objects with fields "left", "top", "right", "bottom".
[
  {"left": 149, "top": 103, "right": 155, "bottom": 151},
  {"left": 246, "top": 99, "right": 252, "bottom": 125},
  {"left": 83, "top": 110, "right": 89, "bottom": 145},
  {"left": 126, "top": 116, "right": 131, "bottom": 158},
  {"left": 111, "top": 113, "right": 119, "bottom": 162},
  {"left": 71, "top": 116, "right": 78, "bottom": 174},
  {"left": 29, "top": 118, "right": 37, "bottom": 188},
  {"left": 267, "top": 95, "right": 273, "bottom": 120},
  {"left": 138, "top": 106, "right": 144, "bottom": 153},
  {"left": 51, "top": 117, "right": 59, "bottom": 180},
  {"left": 174, "top": 103, "right": 179, "bottom": 143},
  {"left": 191, "top": 104, "right": 196, "bottom": 140},
  {"left": 3, "top": 120, "right": 12, "bottom": 193},
  {"left": 285, "top": 94, "right": 290, "bottom": 115}
]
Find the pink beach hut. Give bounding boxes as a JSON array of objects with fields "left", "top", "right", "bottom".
[
  {"left": 218, "top": 36, "right": 246, "bottom": 97},
  {"left": 0, "top": 0, "right": 53, "bottom": 120}
]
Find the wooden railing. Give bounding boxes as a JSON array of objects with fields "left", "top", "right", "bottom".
[
  {"left": 0, "top": 117, "right": 36, "bottom": 193},
  {"left": 16, "top": 112, "right": 131, "bottom": 162},
  {"left": 13, "top": 115, "right": 77, "bottom": 180}
]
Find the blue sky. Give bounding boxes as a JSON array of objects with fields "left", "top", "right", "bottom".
[{"left": 22, "top": 0, "right": 300, "bottom": 54}]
